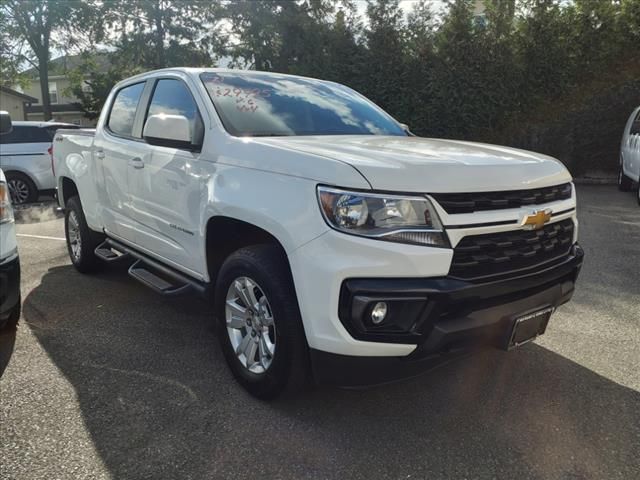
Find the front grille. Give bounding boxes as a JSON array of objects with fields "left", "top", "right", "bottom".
[
  {"left": 432, "top": 183, "right": 572, "bottom": 214},
  {"left": 450, "top": 219, "right": 575, "bottom": 280}
]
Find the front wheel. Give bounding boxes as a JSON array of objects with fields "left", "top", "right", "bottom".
[
  {"left": 65, "top": 196, "right": 105, "bottom": 273},
  {"left": 215, "top": 245, "right": 309, "bottom": 400}
]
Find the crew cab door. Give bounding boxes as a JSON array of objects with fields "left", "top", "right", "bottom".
[
  {"left": 129, "top": 77, "right": 206, "bottom": 276},
  {"left": 94, "top": 81, "right": 148, "bottom": 242}
]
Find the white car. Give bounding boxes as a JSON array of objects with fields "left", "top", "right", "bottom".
[
  {"left": 0, "top": 120, "right": 80, "bottom": 204},
  {"left": 0, "top": 111, "right": 21, "bottom": 331},
  {"left": 618, "top": 106, "right": 640, "bottom": 204},
  {"left": 53, "top": 68, "right": 584, "bottom": 399}
]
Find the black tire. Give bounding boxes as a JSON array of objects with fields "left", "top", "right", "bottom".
[
  {"left": 637, "top": 181, "right": 640, "bottom": 206},
  {"left": 215, "top": 244, "right": 309, "bottom": 400},
  {"left": 65, "top": 196, "right": 105, "bottom": 273},
  {"left": 6, "top": 172, "right": 38, "bottom": 205},
  {"left": 618, "top": 162, "right": 633, "bottom": 192},
  {"left": 0, "top": 296, "right": 20, "bottom": 333}
]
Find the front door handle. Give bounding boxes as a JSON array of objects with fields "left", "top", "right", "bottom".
[
  {"left": 129, "top": 157, "right": 144, "bottom": 169},
  {"left": 95, "top": 150, "right": 105, "bottom": 159}
]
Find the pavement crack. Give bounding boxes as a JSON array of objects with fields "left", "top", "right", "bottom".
[{"left": 80, "top": 362, "right": 200, "bottom": 404}]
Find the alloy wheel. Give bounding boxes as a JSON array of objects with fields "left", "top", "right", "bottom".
[
  {"left": 7, "top": 178, "right": 30, "bottom": 204},
  {"left": 225, "top": 276, "right": 276, "bottom": 374},
  {"left": 67, "top": 211, "right": 82, "bottom": 261}
]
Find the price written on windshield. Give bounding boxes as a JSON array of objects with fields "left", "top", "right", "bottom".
[{"left": 211, "top": 85, "right": 270, "bottom": 113}]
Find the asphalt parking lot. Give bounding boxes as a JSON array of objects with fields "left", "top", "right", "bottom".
[{"left": 0, "top": 185, "right": 638, "bottom": 480}]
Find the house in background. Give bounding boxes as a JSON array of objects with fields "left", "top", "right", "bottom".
[
  {"left": 0, "top": 86, "right": 38, "bottom": 121},
  {"left": 17, "top": 54, "right": 110, "bottom": 127}
]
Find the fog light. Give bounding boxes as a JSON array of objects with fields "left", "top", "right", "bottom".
[{"left": 371, "top": 302, "right": 388, "bottom": 325}]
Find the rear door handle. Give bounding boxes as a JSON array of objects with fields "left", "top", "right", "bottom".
[
  {"left": 129, "top": 157, "right": 144, "bottom": 169},
  {"left": 95, "top": 150, "right": 105, "bottom": 159}
]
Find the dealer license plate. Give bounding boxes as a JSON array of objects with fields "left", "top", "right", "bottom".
[{"left": 507, "top": 307, "right": 554, "bottom": 350}]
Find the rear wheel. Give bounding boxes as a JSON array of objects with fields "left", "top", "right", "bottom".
[
  {"left": 65, "top": 196, "right": 105, "bottom": 273},
  {"left": 6, "top": 172, "right": 37, "bottom": 205},
  {"left": 215, "top": 245, "right": 309, "bottom": 400}
]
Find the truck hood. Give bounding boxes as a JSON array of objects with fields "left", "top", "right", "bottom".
[{"left": 255, "top": 135, "right": 572, "bottom": 193}]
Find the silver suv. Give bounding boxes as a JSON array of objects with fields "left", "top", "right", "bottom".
[{"left": 0, "top": 121, "right": 80, "bottom": 204}]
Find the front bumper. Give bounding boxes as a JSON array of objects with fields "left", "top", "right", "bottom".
[
  {"left": 0, "top": 255, "right": 21, "bottom": 327},
  {"left": 310, "top": 245, "right": 583, "bottom": 387}
]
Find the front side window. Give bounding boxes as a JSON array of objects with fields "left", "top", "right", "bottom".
[
  {"left": 146, "top": 79, "right": 202, "bottom": 144},
  {"left": 200, "top": 72, "right": 407, "bottom": 137},
  {"left": 107, "top": 82, "right": 145, "bottom": 137}
]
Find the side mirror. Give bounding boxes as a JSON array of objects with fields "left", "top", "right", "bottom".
[
  {"left": 143, "top": 114, "right": 197, "bottom": 150},
  {"left": 0, "top": 111, "right": 12, "bottom": 135}
]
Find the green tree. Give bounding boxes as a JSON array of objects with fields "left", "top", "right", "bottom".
[
  {"left": 100, "top": 0, "right": 224, "bottom": 70},
  {"left": 404, "top": 0, "right": 437, "bottom": 134},
  {"left": 515, "top": 0, "right": 576, "bottom": 104},
  {"left": 430, "top": 0, "right": 483, "bottom": 137},
  {"left": 66, "top": 54, "right": 122, "bottom": 120},
  {"left": 66, "top": 1, "right": 225, "bottom": 119},
  {"left": 473, "top": 0, "right": 520, "bottom": 138},
  {"left": 226, "top": 0, "right": 351, "bottom": 76},
  {"left": 0, "top": 0, "right": 95, "bottom": 120},
  {"left": 362, "top": 0, "right": 408, "bottom": 119},
  {"left": 321, "top": 2, "right": 366, "bottom": 86}
]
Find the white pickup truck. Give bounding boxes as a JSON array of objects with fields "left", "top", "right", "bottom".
[{"left": 53, "top": 68, "right": 584, "bottom": 399}]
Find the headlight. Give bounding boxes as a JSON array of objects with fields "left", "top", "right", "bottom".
[
  {"left": 317, "top": 186, "right": 449, "bottom": 247},
  {"left": 0, "top": 181, "right": 14, "bottom": 224}
]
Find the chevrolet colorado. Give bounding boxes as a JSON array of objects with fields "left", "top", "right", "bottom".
[{"left": 53, "top": 68, "right": 583, "bottom": 399}]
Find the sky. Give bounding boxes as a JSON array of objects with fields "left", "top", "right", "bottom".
[{"left": 353, "top": 0, "right": 449, "bottom": 18}]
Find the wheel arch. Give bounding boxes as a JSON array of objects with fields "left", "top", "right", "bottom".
[
  {"left": 3, "top": 169, "right": 39, "bottom": 188},
  {"left": 204, "top": 216, "right": 292, "bottom": 287},
  {"left": 58, "top": 176, "right": 79, "bottom": 208}
]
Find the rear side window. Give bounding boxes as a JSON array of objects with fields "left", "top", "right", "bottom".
[
  {"left": 107, "top": 82, "right": 145, "bottom": 137},
  {"left": 146, "top": 79, "right": 203, "bottom": 144},
  {"left": 0, "top": 126, "right": 51, "bottom": 144}
]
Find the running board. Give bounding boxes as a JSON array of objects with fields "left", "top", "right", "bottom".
[
  {"left": 95, "top": 238, "right": 207, "bottom": 297},
  {"left": 95, "top": 241, "right": 130, "bottom": 262},
  {"left": 128, "top": 260, "right": 194, "bottom": 296}
]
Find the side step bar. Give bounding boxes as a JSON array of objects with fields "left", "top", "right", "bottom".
[
  {"left": 95, "top": 244, "right": 130, "bottom": 262},
  {"left": 95, "top": 239, "right": 207, "bottom": 297}
]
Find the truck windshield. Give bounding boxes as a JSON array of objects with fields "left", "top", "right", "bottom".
[{"left": 200, "top": 72, "right": 407, "bottom": 137}]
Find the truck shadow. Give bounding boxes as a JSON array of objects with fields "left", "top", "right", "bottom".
[{"left": 21, "top": 264, "right": 639, "bottom": 479}]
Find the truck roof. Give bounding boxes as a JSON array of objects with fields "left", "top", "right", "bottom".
[{"left": 114, "top": 67, "right": 331, "bottom": 89}]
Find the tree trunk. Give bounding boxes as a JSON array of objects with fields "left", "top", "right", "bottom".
[
  {"left": 154, "top": 1, "right": 166, "bottom": 68},
  {"left": 38, "top": 53, "right": 52, "bottom": 121}
]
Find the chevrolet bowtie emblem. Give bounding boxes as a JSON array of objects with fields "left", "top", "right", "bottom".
[{"left": 521, "top": 209, "right": 552, "bottom": 230}]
